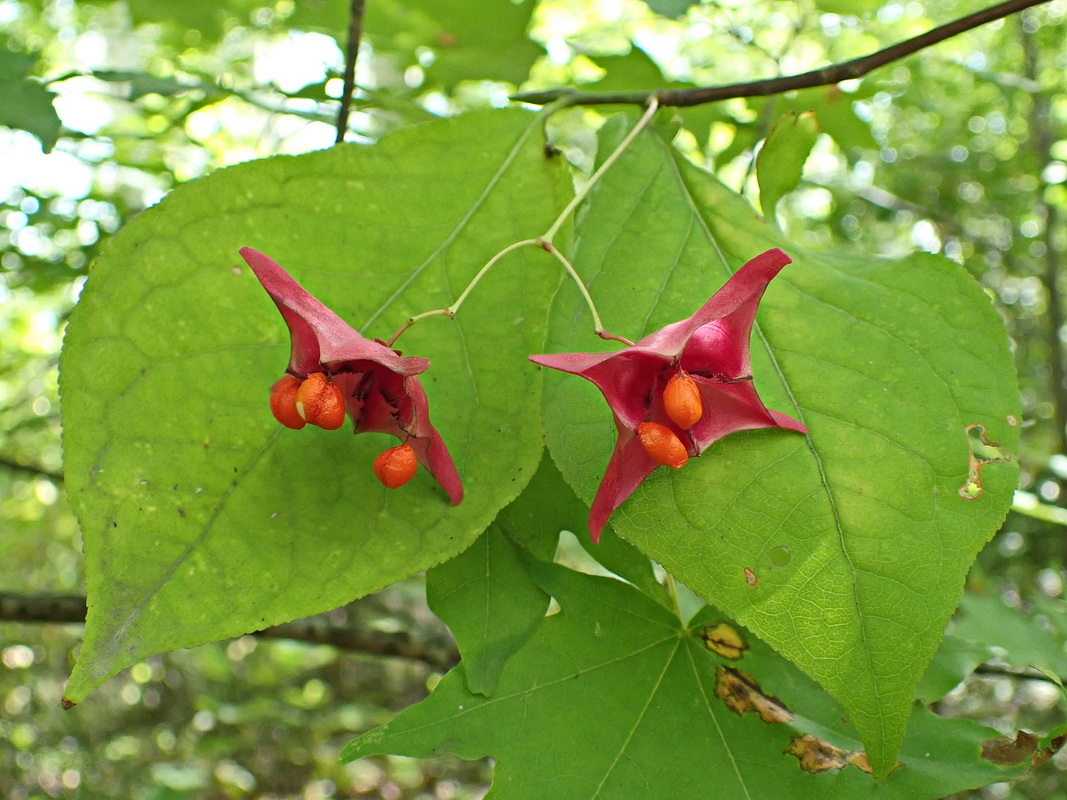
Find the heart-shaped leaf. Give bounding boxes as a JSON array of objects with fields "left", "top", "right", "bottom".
[
  {"left": 539, "top": 121, "right": 1019, "bottom": 775},
  {"left": 60, "top": 109, "right": 569, "bottom": 703}
]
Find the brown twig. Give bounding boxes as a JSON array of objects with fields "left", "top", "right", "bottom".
[
  {"left": 335, "top": 0, "right": 368, "bottom": 144},
  {"left": 0, "top": 454, "right": 64, "bottom": 482},
  {"left": 0, "top": 591, "right": 460, "bottom": 672},
  {"left": 974, "top": 662, "right": 1064, "bottom": 686},
  {"left": 513, "top": 0, "right": 1054, "bottom": 108}
]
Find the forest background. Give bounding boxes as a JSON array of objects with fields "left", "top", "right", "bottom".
[{"left": 1, "top": 0, "right": 1067, "bottom": 798}]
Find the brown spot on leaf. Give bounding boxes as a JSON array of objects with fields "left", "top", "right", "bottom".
[
  {"left": 981, "top": 731, "right": 1037, "bottom": 765},
  {"left": 714, "top": 667, "right": 794, "bottom": 724},
  {"left": 1037, "top": 733, "right": 1067, "bottom": 769},
  {"left": 744, "top": 567, "right": 758, "bottom": 587},
  {"left": 977, "top": 730, "right": 1066, "bottom": 770},
  {"left": 61, "top": 698, "right": 76, "bottom": 710},
  {"left": 702, "top": 623, "right": 748, "bottom": 660},
  {"left": 785, "top": 734, "right": 881, "bottom": 775}
]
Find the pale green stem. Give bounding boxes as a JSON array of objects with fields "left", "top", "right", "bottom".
[
  {"left": 665, "top": 573, "right": 683, "bottom": 619},
  {"left": 447, "top": 239, "right": 540, "bottom": 317},
  {"left": 385, "top": 239, "right": 538, "bottom": 347},
  {"left": 541, "top": 96, "right": 660, "bottom": 244},
  {"left": 539, "top": 240, "right": 635, "bottom": 347},
  {"left": 388, "top": 97, "right": 659, "bottom": 347}
]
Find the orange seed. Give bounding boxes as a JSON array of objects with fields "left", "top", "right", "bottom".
[
  {"left": 295, "top": 372, "right": 346, "bottom": 430},
  {"left": 270, "top": 375, "right": 306, "bottom": 430},
  {"left": 663, "top": 371, "right": 703, "bottom": 429},
  {"left": 637, "top": 422, "right": 688, "bottom": 469},
  {"left": 373, "top": 444, "right": 418, "bottom": 489}
]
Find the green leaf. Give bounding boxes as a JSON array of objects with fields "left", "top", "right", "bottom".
[
  {"left": 497, "top": 451, "right": 666, "bottom": 603},
  {"left": 813, "top": 0, "right": 885, "bottom": 15},
  {"left": 952, "top": 591, "right": 1067, "bottom": 676},
  {"left": 426, "top": 525, "right": 548, "bottom": 696},
  {"left": 0, "top": 48, "right": 61, "bottom": 152},
  {"left": 400, "top": 0, "right": 544, "bottom": 89},
  {"left": 589, "top": 50, "right": 668, "bottom": 93},
  {"left": 295, "top": 0, "right": 543, "bottom": 90},
  {"left": 721, "top": 87, "right": 877, "bottom": 167},
  {"left": 91, "top": 69, "right": 197, "bottom": 101},
  {"left": 59, "top": 109, "right": 570, "bottom": 702},
  {"left": 540, "top": 122, "right": 1020, "bottom": 775},
  {"left": 76, "top": 0, "right": 252, "bottom": 47},
  {"left": 640, "top": 0, "right": 700, "bottom": 19},
  {"left": 756, "top": 110, "right": 820, "bottom": 227},
  {"left": 586, "top": 52, "right": 729, "bottom": 149},
  {"left": 343, "top": 565, "right": 1031, "bottom": 797},
  {"left": 915, "top": 631, "right": 996, "bottom": 703},
  {"left": 492, "top": 451, "right": 589, "bottom": 560}
]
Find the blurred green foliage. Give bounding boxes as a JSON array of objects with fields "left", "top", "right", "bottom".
[{"left": 1, "top": 0, "right": 1066, "bottom": 796}]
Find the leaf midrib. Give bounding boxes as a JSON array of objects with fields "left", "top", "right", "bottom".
[{"left": 652, "top": 131, "right": 886, "bottom": 744}]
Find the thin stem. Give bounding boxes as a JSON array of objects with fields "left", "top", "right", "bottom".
[
  {"left": 665, "top": 573, "right": 682, "bottom": 619},
  {"left": 335, "top": 0, "right": 367, "bottom": 144},
  {"left": 0, "top": 591, "right": 461, "bottom": 671},
  {"left": 448, "top": 239, "right": 541, "bottom": 317},
  {"left": 540, "top": 240, "right": 635, "bottom": 346},
  {"left": 512, "top": 0, "right": 1053, "bottom": 108},
  {"left": 389, "top": 101, "right": 658, "bottom": 347},
  {"left": 543, "top": 97, "right": 659, "bottom": 244},
  {"left": 384, "top": 307, "right": 453, "bottom": 348},
  {"left": 0, "top": 454, "right": 64, "bottom": 482},
  {"left": 385, "top": 239, "right": 539, "bottom": 346}
]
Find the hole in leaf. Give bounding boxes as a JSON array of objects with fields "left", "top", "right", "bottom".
[{"left": 958, "top": 424, "right": 1011, "bottom": 501}]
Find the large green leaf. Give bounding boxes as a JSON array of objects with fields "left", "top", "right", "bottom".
[
  {"left": 343, "top": 564, "right": 1031, "bottom": 797},
  {"left": 59, "top": 109, "right": 570, "bottom": 702},
  {"left": 540, "top": 121, "right": 1019, "bottom": 775}
]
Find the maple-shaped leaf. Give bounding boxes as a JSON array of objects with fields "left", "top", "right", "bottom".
[{"left": 343, "top": 563, "right": 1031, "bottom": 798}]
